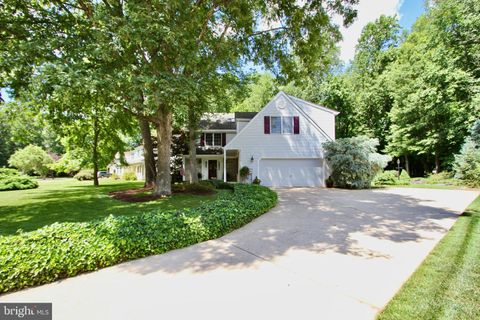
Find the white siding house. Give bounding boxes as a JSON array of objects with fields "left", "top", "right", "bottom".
[
  {"left": 222, "top": 92, "right": 338, "bottom": 187},
  {"left": 112, "top": 92, "right": 338, "bottom": 187}
]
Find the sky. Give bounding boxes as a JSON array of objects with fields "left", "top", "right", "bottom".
[{"left": 338, "top": 0, "right": 426, "bottom": 62}]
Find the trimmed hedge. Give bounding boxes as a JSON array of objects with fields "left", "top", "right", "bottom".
[
  {"left": 0, "top": 184, "right": 277, "bottom": 293},
  {"left": 0, "top": 168, "right": 38, "bottom": 191}
]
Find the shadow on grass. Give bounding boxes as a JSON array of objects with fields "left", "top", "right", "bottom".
[{"left": 0, "top": 181, "right": 219, "bottom": 236}]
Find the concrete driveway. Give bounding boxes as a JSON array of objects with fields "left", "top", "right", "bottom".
[{"left": 1, "top": 187, "right": 478, "bottom": 320}]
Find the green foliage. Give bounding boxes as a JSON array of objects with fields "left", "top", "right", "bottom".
[
  {"left": 122, "top": 172, "right": 137, "bottom": 181},
  {"left": 373, "top": 170, "right": 411, "bottom": 186},
  {"left": 0, "top": 168, "right": 38, "bottom": 191},
  {"left": 252, "top": 176, "right": 261, "bottom": 185},
  {"left": 239, "top": 166, "right": 250, "bottom": 180},
  {"left": 233, "top": 74, "right": 278, "bottom": 112},
  {"left": 207, "top": 179, "right": 234, "bottom": 190},
  {"left": 173, "top": 182, "right": 215, "bottom": 194},
  {"left": 110, "top": 173, "right": 120, "bottom": 180},
  {"left": 8, "top": 145, "right": 53, "bottom": 176},
  {"left": 0, "top": 184, "right": 277, "bottom": 293},
  {"left": 0, "top": 168, "right": 19, "bottom": 177},
  {"left": 74, "top": 170, "right": 94, "bottom": 181},
  {"left": 454, "top": 140, "right": 480, "bottom": 187},
  {"left": 324, "top": 136, "right": 391, "bottom": 189},
  {"left": 48, "top": 151, "right": 82, "bottom": 175}
]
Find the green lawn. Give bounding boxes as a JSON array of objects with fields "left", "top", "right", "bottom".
[
  {"left": 377, "top": 195, "right": 480, "bottom": 320},
  {"left": 0, "top": 178, "right": 220, "bottom": 236}
]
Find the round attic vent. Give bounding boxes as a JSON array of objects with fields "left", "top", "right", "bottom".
[{"left": 277, "top": 96, "right": 286, "bottom": 109}]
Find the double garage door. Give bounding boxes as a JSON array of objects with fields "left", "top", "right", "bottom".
[{"left": 260, "top": 158, "right": 325, "bottom": 187}]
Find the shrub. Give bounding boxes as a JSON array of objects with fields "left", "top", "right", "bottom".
[
  {"left": 74, "top": 169, "right": 94, "bottom": 181},
  {"left": 122, "top": 171, "right": 137, "bottom": 181},
  {"left": 324, "top": 136, "right": 391, "bottom": 189},
  {"left": 0, "top": 184, "right": 277, "bottom": 293},
  {"left": 0, "top": 168, "right": 19, "bottom": 177},
  {"left": 8, "top": 145, "right": 53, "bottom": 176},
  {"left": 252, "top": 176, "right": 261, "bottom": 185},
  {"left": 110, "top": 173, "right": 120, "bottom": 180},
  {"left": 173, "top": 181, "right": 215, "bottom": 194},
  {"left": 454, "top": 139, "right": 480, "bottom": 187},
  {"left": 373, "top": 170, "right": 410, "bottom": 186},
  {"left": 239, "top": 166, "right": 250, "bottom": 181},
  {"left": 0, "top": 175, "right": 39, "bottom": 191},
  {"left": 207, "top": 179, "right": 234, "bottom": 190}
]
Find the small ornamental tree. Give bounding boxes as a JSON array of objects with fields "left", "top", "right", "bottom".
[
  {"left": 453, "top": 120, "right": 480, "bottom": 187},
  {"left": 8, "top": 145, "right": 53, "bottom": 176},
  {"left": 324, "top": 136, "right": 391, "bottom": 189}
]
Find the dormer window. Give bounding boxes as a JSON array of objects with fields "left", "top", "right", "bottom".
[{"left": 201, "top": 133, "right": 226, "bottom": 147}]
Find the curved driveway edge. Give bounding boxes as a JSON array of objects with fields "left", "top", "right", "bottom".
[{"left": 1, "top": 187, "right": 478, "bottom": 320}]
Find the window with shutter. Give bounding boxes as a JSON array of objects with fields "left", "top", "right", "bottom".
[
  {"left": 293, "top": 116, "right": 300, "bottom": 134},
  {"left": 264, "top": 116, "right": 270, "bottom": 134}
]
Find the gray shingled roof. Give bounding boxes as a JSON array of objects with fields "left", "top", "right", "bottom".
[
  {"left": 235, "top": 112, "right": 257, "bottom": 120},
  {"left": 198, "top": 113, "right": 236, "bottom": 130}
]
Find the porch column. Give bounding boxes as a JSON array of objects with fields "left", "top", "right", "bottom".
[{"left": 223, "top": 149, "right": 227, "bottom": 182}]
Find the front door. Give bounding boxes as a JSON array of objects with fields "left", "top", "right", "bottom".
[{"left": 208, "top": 160, "right": 217, "bottom": 180}]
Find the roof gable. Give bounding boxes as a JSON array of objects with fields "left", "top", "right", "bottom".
[{"left": 225, "top": 91, "right": 334, "bottom": 149}]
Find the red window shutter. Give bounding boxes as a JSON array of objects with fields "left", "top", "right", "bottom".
[
  {"left": 200, "top": 134, "right": 205, "bottom": 146},
  {"left": 293, "top": 116, "right": 300, "bottom": 134},
  {"left": 264, "top": 116, "right": 270, "bottom": 134},
  {"left": 222, "top": 133, "right": 226, "bottom": 146}
]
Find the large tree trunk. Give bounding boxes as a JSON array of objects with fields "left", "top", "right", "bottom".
[
  {"left": 139, "top": 117, "right": 156, "bottom": 187},
  {"left": 404, "top": 155, "right": 410, "bottom": 176},
  {"left": 187, "top": 106, "right": 198, "bottom": 183},
  {"left": 154, "top": 107, "right": 172, "bottom": 196},
  {"left": 92, "top": 117, "right": 100, "bottom": 187}
]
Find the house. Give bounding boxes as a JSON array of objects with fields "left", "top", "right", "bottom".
[
  {"left": 107, "top": 146, "right": 146, "bottom": 180},
  {"left": 182, "top": 91, "right": 338, "bottom": 187}
]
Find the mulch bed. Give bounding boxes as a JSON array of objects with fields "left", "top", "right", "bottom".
[
  {"left": 109, "top": 186, "right": 215, "bottom": 202},
  {"left": 109, "top": 187, "right": 164, "bottom": 202}
]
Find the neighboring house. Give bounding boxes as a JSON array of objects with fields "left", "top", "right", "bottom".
[
  {"left": 183, "top": 91, "right": 338, "bottom": 187},
  {"left": 108, "top": 146, "right": 146, "bottom": 180}
]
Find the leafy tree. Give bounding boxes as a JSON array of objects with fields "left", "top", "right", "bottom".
[
  {"left": 8, "top": 145, "right": 53, "bottom": 176},
  {"left": 1, "top": 0, "right": 358, "bottom": 196},
  {"left": 385, "top": 14, "right": 477, "bottom": 173},
  {"left": 324, "top": 136, "right": 391, "bottom": 189},
  {"left": 315, "top": 74, "right": 357, "bottom": 138},
  {"left": 233, "top": 73, "right": 278, "bottom": 112}
]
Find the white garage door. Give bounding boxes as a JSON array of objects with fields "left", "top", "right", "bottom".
[{"left": 260, "top": 159, "right": 324, "bottom": 187}]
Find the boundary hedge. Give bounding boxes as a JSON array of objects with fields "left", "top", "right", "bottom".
[{"left": 0, "top": 184, "right": 277, "bottom": 293}]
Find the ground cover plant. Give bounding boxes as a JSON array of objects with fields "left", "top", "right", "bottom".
[
  {"left": 0, "top": 183, "right": 277, "bottom": 293},
  {"left": 378, "top": 195, "right": 480, "bottom": 320}
]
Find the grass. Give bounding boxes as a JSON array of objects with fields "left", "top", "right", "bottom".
[
  {"left": 377, "top": 195, "right": 480, "bottom": 320},
  {"left": 0, "top": 178, "right": 222, "bottom": 236}
]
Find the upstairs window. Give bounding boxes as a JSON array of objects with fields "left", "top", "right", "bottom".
[
  {"left": 282, "top": 117, "right": 293, "bottom": 134},
  {"left": 265, "top": 116, "right": 299, "bottom": 134},
  {"left": 202, "top": 133, "right": 226, "bottom": 146},
  {"left": 271, "top": 117, "right": 282, "bottom": 133}
]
